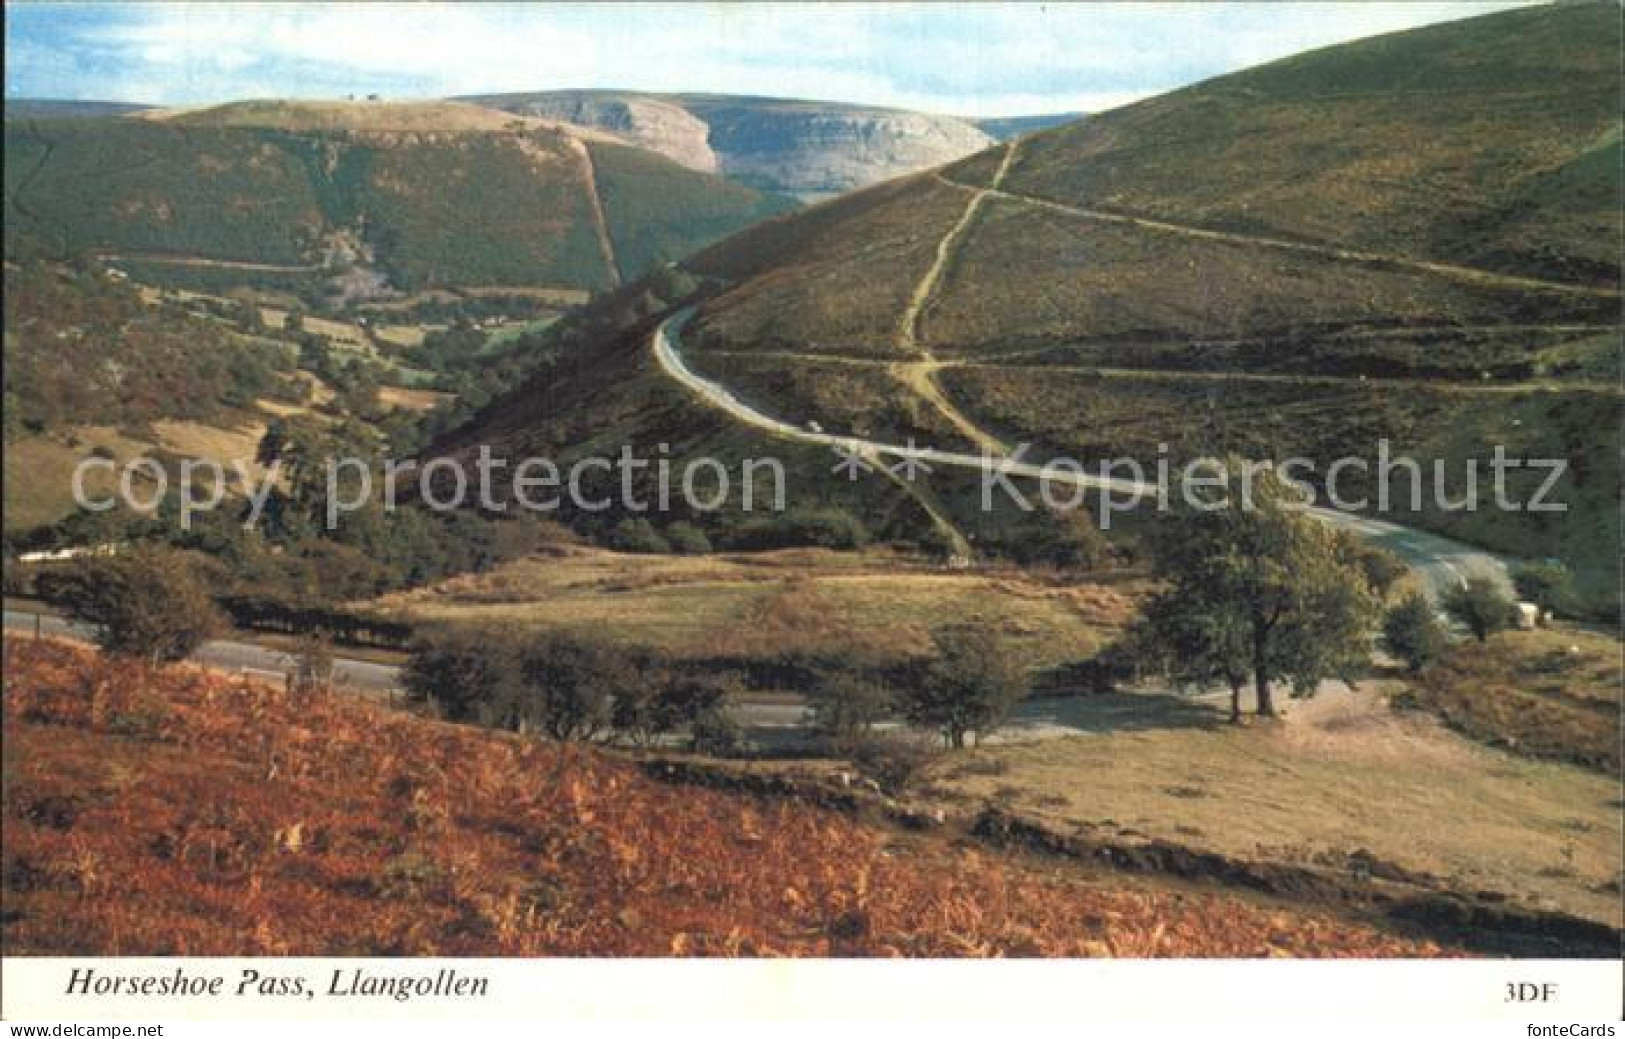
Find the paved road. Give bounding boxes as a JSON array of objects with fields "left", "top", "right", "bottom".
[{"left": 653, "top": 308, "right": 1513, "bottom": 599}]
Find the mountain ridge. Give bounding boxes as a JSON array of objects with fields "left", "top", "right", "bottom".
[{"left": 3, "top": 99, "right": 795, "bottom": 298}]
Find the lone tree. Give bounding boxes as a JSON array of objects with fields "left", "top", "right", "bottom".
[
  {"left": 54, "top": 545, "right": 224, "bottom": 668},
  {"left": 1443, "top": 577, "right": 1519, "bottom": 642},
  {"left": 1382, "top": 592, "right": 1450, "bottom": 673},
  {"left": 1512, "top": 561, "right": 1576, "bottom": 619},
  {"left": 900, "top": 626, "right": 1025, "bottom": 748},
  {"left": 1140, "top": 462, "right": 1380, "bottom": 719}
]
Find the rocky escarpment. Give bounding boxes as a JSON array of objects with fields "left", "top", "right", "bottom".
[
  {"left": 682, "top": 97, "right": 994, "bottom": 199},
  {"left": 492, "top": 93, "right": 719, "bottom": 174}
]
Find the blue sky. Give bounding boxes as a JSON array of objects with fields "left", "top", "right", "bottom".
[{"left": 6, "top": 1, "right": 1530, "bottom": 117}]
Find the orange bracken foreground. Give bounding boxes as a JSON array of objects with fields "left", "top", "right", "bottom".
[{"left": 2, "top": 641, "right": 1440, "bottom": 957}]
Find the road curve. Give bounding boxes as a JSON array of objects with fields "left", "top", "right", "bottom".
[{"left": 654, "top": 308, "right": 1513, "bottom": 599}]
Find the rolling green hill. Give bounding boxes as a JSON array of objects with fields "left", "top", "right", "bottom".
[
  {"left": 3, "top": 101, "right": 795, "bottom": 299},
  {"left": 2, "top": 261, "right": 294, "bottom": 434},
  {"left": 686, "top": 2, "right": 1620, "bottom": 360}
]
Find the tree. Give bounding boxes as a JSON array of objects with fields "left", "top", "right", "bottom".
[
  {"left": 1443, "top": 577, "right": 1519, "bottom": 642},
  {"left": 516, "top": 633, "right": 632, "bottom": 742},
  {"left": 1143, "top": 463, "right": 1380, "bottom": 718},
  {"left": 54, "top": 545, "right": 224, "bottom": 667},
  {"left": 1135, "top": 588, "right": 1252, "bottom": 722},
  {"left": 806, "top": 666, "right": 895, "bottom": 745},
  {"left": 900, "top": 627, "right": 1025, "bottom": 748},
  {"left": 1513, "top": 561, "right": 1576, "bottom": 619},
  {"left": 1382, "top": 593, "right": 1450, "bottom": 673},
  {"left": 402, "top": 626, "right": 520, "bottom": 725}
]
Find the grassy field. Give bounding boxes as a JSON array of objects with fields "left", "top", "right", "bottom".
[
  {"left": 2, "top": 418, "right": 271, "bottom": 534},
  {"left": 366, "top": 544, "right": 1138, "bottom": 673},
  {"left": 927, "top": 677, "right": 1623, "bottom": 928}
]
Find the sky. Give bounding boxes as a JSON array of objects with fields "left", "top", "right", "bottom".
[{"left": 5, "top": 1, "right": 1533, "bottom": 117}]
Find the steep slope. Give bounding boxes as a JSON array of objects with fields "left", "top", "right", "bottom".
[
  {"left": 687, "top": 2, "right": 1621, "bottom": 359},
  {"left": 2, "top": 101, "right": 795, "bottom": 296},
  {"left": 981, "top": 1, "right": 1622, "bottom": 288},
  {"left": 469, "top": 92, "right": 719, "bottom": 173},
  {"left": 469, "top": 91, "right": 1000, "bottom": 199}
]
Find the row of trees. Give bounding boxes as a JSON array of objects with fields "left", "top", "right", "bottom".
[
  {"left": 404, "top": 624, "right": 1030, "bottom": 753},
  {"left": 38, "top": 542, "right": 1031, "bottom": 753},
  {"left": 402, "top": 627, "right": 743, "bottom": 752}
]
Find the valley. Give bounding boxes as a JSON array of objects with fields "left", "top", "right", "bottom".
[{"left": 2, "top": 0, "right": 1621, "bottom": 972}]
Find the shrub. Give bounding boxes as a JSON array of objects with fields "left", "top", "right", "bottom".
[
  {"left": 516, "top": 632, "right": 634, "bottom": 742},
  {"left": 1383, "top": 593, "right": 1450, "bottom": 673},
  {"left": 290, "top": 631, "right": 336, "bottom": 700},
  {"left": 663, "top": 521, "right": 713, "bottom": 555},
  {"left": 1443, "top": 578, "right": 1520, "bottom": 642},
  {"left": 900, "top": 627, "right": 1026, "bottom": 749},
  {"left": 608, "top": 518, "right": 671, "bottom": 555},
  {"left": 806, "top": 668, "right": 895, "bottom": 745},
  {"left": 848, "top": 736, "right": 942, "bottom": 795},
  {"left": 1513, "top": 562, "right": 1577, "bottom": 619}
]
